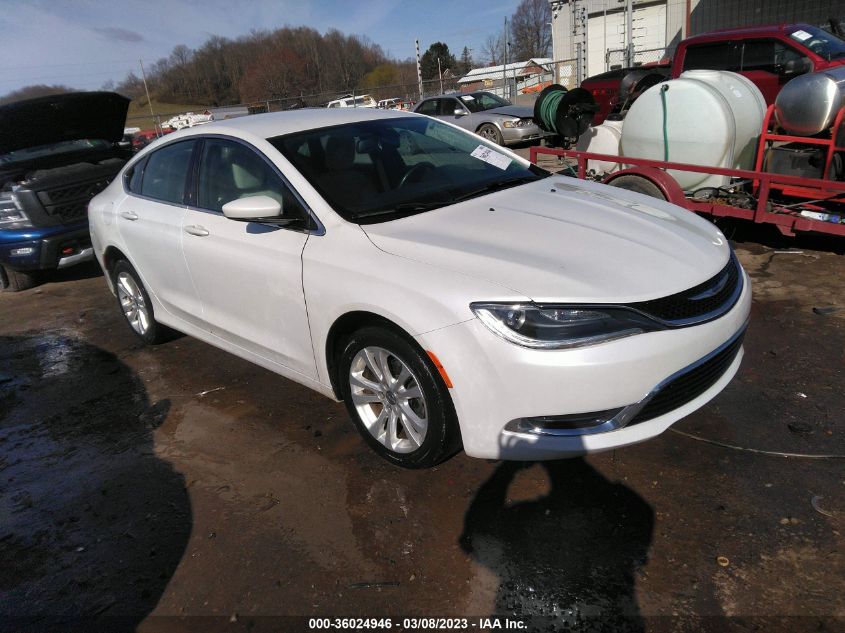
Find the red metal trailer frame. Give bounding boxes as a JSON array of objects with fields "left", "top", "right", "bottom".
[{"left": 530, "top": 111, "right": 845, "bottom": 238}]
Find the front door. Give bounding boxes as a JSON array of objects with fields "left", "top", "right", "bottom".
[{"left": 181, "top": 137, "right": 317, "bottom": 378}]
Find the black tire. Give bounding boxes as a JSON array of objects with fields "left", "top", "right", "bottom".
[
  {"left": 477, "top": 123, "right": 504, "bottom": 146},
  {"left": 338, "top": 327, "right": 461, "bottom": 468},
  {"left": 0, "top": 265, "right": 37, "bottom": 292},
  {"left": 111, "top": 260, "right": 169, "bottom": 344},
  {"left": 608, "top": 174, "right": 667, "bottom": 200}
]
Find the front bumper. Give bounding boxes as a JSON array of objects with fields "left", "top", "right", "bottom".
[
  {"left": 501, "top": 124, "right": 547, "bottom": 145},
  {"left": 416, "top": 270, "right": 751, "bottom": 460},
  {"left": 0, "top": 223, "right": 93, "bottom": 271}
]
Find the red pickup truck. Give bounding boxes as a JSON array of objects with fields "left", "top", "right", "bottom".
[{"left": 584, "top": 23, "right": 845, "bottom": 124}]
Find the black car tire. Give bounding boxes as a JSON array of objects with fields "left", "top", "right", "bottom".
[
  {"left": 477, "top": 123, "right": 504, "bottom": 146},
  {"left": 339, "top": 327, "right": 461, "bottom": 468},
  {"left": 0, "top": 265, "right": 37, "bottom": 292},
  {"left": 111, "top": 260, "right": 169, "bottom": 344}
]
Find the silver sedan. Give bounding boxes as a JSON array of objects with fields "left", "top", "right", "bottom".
[{"left": 413, "top": 91, "right": 545, "bottom": 146}]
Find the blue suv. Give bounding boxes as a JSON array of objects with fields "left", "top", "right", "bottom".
[{"left": 0, "top": 92, "right": 130, "bottom": 291}]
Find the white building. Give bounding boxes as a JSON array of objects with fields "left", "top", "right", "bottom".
[{"left": 549, "top": 0, "right": 690, "bottom": 81}]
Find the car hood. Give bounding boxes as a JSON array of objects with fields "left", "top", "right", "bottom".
[
  {"left": 362, "top": 178, "right": 730, "bottom": 303},
  {"left": 0, "top": 92, "right": 130, "bottom": 154},
  {"left": 487, "top": 105, "right": 534, "bottom": 119}
]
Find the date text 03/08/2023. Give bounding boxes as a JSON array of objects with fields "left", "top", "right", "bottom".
[{"left": 307, "top": 617, "right": 527, "bottom": 630}]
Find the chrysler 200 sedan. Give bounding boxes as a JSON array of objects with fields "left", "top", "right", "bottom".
[{"left": 89, "top": 108, "right": 750, "bottom": 468}]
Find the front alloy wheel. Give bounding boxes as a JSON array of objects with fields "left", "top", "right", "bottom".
[
  {"left": 349, "top": 346, "right": 428, "bottom": 453},
  {"left": 339, "top": 327, "right": 460, "bottom": 468}
]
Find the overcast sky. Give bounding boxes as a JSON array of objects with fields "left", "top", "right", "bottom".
[{"left": 0, "top": 0, "right": 521, "bottom": 96}]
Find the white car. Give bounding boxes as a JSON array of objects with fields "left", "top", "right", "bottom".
[
  {"left": 326, "top": 94, "right": 377, "bottom": 108},
  {"left": 161, "top": 111, "right": 214, "bottom": 130},
  {"left": 88, "top": 108, "right": 750, "bottom": 468}
]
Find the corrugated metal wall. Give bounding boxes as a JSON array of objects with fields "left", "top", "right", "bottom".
[{"left": 690, "top": 0, "right": 844, "bottom": 35}]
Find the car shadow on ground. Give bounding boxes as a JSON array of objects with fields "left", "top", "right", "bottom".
[
  {"left": 0, "top": 334, "right": 191, "bottom": 632},
  {"left": 460, "top": 458, "right": 654, "bottom": 632}
]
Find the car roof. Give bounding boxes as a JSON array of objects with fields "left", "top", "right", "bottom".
[
  {"left": 163, "top": 108, "right": 417, "bottom": 140},
  {"left": 683, "top": 23, "right": 810, "bottom": 44}
]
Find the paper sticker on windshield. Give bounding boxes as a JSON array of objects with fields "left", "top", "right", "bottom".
[
  {"left": 471, "top": 144, "right": 512, "bottom": 170},
  {"left": 460, "top": 95, "right": 475, "bottom": 101},
  {"left": 791, "top": 29, "right": 812, "bottom": 41}
]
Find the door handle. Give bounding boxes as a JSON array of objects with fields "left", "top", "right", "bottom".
[
  {"left": 184, "top": 225, "right": 210, "bottom": 237},
  {"left": 120, "top": 210, "right": 139, "bottom": 221}
]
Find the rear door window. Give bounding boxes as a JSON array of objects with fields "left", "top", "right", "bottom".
[
  {"left": 683, "top": 42, "right": 741, "bottom": 71},
  {"left": 139, "top": 140, "right": 195, "bottom": 205}
]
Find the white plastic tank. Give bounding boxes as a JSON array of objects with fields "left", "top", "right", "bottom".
[
  {"left": 575, "top": 119, "right": 624, "bottom": 175},
  {"left": 620, "top": 70, "right": 766, "bottom": 191}
]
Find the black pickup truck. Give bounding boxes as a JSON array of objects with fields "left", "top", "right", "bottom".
[{"left": 0, "top": 92, "right": 131, "bottom": 291}]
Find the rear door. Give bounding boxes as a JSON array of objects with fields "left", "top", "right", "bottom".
[
  {"left": 115, "top": 139, "right": 203, "bottom": 324},
  {"left": 180, "top": 136, "right": 317, "bottom": 377}
]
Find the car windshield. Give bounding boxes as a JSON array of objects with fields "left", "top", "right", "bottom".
[
  {"left": 0, "top": 138, "right": 111, "bottom": 165},
  {"left": 789, "top": 25, "right": 845, "bottom": 60},
  {"left": 270, "top": 116, "right": 548, "bottom": 223},
  {"left": 458, "top": 92, "right": 511, "bottom": 113}
]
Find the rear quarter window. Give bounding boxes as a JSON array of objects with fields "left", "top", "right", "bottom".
[{"left": 124, "top": 158, "right": 146, "bottom": 194}]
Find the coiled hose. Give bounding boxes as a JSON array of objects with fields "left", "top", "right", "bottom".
[{"left": 535, "top": 86, "right": 567, "bottom": 133}]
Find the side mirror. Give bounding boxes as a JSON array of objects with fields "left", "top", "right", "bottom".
[
  {"left": 222, "top": 195, "right": 283, "bottom": 222},
  {"left": 454, "top": 108, "right": 468, "bottom": 116},
  {"left": 781, "top": 57, "right": 812, "bottom": 78}
]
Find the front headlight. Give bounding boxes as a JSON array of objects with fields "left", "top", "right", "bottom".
[
  {"left": 0, "top": 191, "right": 32, "bottom": 229},
  {"left": 501, "top": 119, "right": 518, "bottom": 128},
  {"left": 470, "top": 302, "right": 664, "bottom": 349}
]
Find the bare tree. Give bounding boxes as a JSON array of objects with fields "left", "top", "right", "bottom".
[
  {"left": 482, "top": 32, "right": 506, "bottom": 66},
  {"left": 510, "top": 0, "right": 552, "bottom": 60}
]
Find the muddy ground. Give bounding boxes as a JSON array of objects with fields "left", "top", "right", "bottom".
[{"left": 1, "top": 225, "right": 843, "bottom": 633}]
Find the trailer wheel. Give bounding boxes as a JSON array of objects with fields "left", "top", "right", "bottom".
[{"left": 608, "top": 175, "right": 666, "bottom": 201}]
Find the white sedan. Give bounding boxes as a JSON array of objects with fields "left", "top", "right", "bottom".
[{"left": 88, "top": 108, "right": 750, "bottom": 468}]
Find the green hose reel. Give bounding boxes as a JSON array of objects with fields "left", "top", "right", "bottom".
[{"left": 533, "top": 84, "right": 598, "bottom": 141}]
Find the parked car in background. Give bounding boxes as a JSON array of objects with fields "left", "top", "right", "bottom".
[
  {"left": 583, "top": 23, "right": 845, "bottom": 124},
  {"left": 377, "top": 98, "right": 402, "bottom": 109},
  {"left": 414, "top": 91, "right": 545, "bottom": 146},
  {"left": 326, "top": 94, "right": 377, "bottom": 108},
  {"left": 89, "top": 108, "right": 749, "bottom": 468},
  {"left": 0, "top": 91, "right": 131, "bottom": 291},
  {"left": 161, "top": 111, "right": 214, "bottom": 131},
  {"left": 131, "top": 128, "right": 174, "bottom": 152}
]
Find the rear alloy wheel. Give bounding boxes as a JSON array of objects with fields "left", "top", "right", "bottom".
[
  {"left": 477, "top": 123, "right": 503, "bottom": 146},
  {"left": 0, "top": 265, "right": 37, "bottom": 292},
  {"left": 112, "top": 260, "right": 168, "bottom": 344},
  {"left": 339, "top": 327, "right": 460, "bottom": 468}
]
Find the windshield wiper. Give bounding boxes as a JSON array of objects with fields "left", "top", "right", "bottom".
[
  {"left": 355, "top": 201, "right": 446, "bottom": 222},
  {"left": 452, "top": 176, "right": 539, "bottom": 204}
]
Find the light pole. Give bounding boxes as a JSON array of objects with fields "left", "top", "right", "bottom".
[{"left": 438, "top": 57, "right": 443, "bottom": 94}]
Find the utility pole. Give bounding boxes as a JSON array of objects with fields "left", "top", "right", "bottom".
[
  {"left": 438, "top": 57, "right": 443, "bottom": 94},
  {"left": 626, "top": 0, "right": 634, "bottom": 67},
  {"left": 502, "top": 16, "right": 508, "bottom": 99},
  {"left": 415, "top": 39, "right": 424, "bottom": 100},
  {"left": 138, "top": 59, "right": 158, "bottom": 136}
]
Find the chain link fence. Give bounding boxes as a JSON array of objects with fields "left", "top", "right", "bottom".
[
  {"left": 550, "top": 58, "right": 581, "bottom": 90},
  {"left": 605, "top": 47, "right": 668, "bottom": 70}
]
